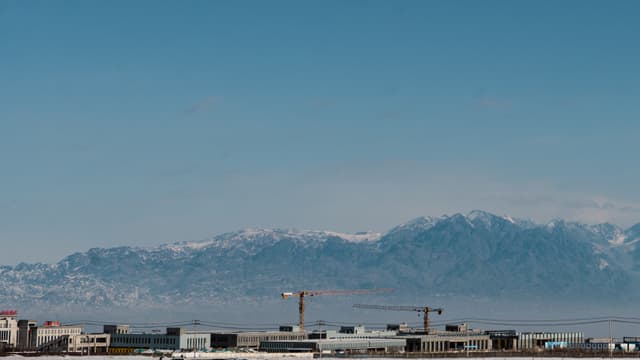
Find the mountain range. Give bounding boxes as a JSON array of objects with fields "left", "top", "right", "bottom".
[{"left": 2, "top": 210, "right": 640, "bottom": 312}]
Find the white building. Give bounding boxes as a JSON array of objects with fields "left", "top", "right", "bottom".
[
  {"left": 30, "top": 321, "right": 83, "bottom": 349},
  {"left": 37, "top": 333, "right": 110, "bottom": 354},
  {"left": 0, "top": 310, "right": 19, "bottom": 349},
  {"left": 517, "top": 332, "right": 584, "bottom": 350}
]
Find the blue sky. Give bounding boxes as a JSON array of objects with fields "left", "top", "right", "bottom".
[{"left": 1, "top": 0, "right": 639, "bottom": 264}]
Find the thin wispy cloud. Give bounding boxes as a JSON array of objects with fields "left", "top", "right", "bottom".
[
  {"left": 185, "top": 96, "right": 221, "bottom": 114},
  {"left": 475, "top": 95, "right": 512, "bottom": 110}
]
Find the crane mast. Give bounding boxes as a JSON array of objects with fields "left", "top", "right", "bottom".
[
  {"left": 281, "top": 289, "right": 393, "bottom": 331},
  {"left": 353, "top": 303, "right": 443, "bottom": 333}
]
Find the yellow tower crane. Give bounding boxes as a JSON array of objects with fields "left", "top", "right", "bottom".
[
  {"left": 353, "top": 303, "right": 443, "bottom": 333},
  {"left": 281, "top": 289, "right": 393, "bottom": 331}
]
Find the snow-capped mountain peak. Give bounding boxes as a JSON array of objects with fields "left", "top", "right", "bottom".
[
  {"left": 162, "top": 228, "right": 382, "bottom": 253},
  {"left": 3, "top": 210, "right": 640, "bottom": 313}
]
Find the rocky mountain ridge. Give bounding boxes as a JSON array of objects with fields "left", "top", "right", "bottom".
[{"left": 2, "top": 210, "right": 639, "bottom": 311}]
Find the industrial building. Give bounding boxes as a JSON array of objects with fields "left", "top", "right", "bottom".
[
  {"left": 108, "top": 325, "right": 210, "bottom": 351},
  {"left": 211, "top": 326, "right": 306, "bottom": 349}
]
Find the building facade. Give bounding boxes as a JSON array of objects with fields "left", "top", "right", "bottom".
[
  {"left": 260, "top": 338, "right": 406, "bottom": 353},
  {"left": 30, "top": 322, "right": 83, "bottom": 350},
  {"left": 108, "top": 326, "right": 209, "bottom": 351},
  {"left": 17, "top": 320, "right": 37, "bottom": 350},
  {"left": 211, "top": 328, "right": 307, "bottom": 349},
  {"left": 517, "top": 332, "right": 584, "bottom": 350},
  {"left": 402, "top": 333, "right": 492, "bottom": 353},
  {"left": 37, "top": 333, "right": 110, "bottom": 354},
  {"left": 0, "top": 310, "right": 19, "bottom": 350}
]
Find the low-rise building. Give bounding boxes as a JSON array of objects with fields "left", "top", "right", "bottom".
[
  {"left": 0, "top": 310, "right": 19, "bottom": 350},
  {"left": 260, "top": 338, "right": 406, "bottom": 353},
  {"left": 28, "top": 321, "right": 83, "bottom": 350},
  {"left": 260, "top": 325, "right": 404, "bottom": 353},
  {"left": 309, "top": 326, "right": 397, "bottom": 340},
  {"left": 108, "top": 326, "right": 209, "bottom": 351},
  {"left": 399, "top": 323, "right": 492, "bottom": 353},
  {"left": 485, "top": 330, "right": 518, "bottom": 350},
  {"left": 211, "top": 327, "right": 306, "bottom": 349},
  {"left": 17, "top": 320, "right": 37, "bottom": 350},
  {"left": 517, "top": 332, "right": 583, "bottom": 350},
  {"left": 37, "top": 333, "right": 110, "bottom": 354}
]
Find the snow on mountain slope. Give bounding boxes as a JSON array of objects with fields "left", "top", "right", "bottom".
[
  {"left": 162, "top": 228, "right": 382, "bottom": 253},
  {"left": 1, "top": 211, "right": 639, "bottom": 311}
]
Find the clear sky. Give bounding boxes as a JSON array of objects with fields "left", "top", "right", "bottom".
[{"left": 1, "top": 0, "right": 639, "bottom": 264}]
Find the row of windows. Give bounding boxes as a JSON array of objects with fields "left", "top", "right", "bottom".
[
  {"left": 39, "top": 328, "right": 81, "bottom": 335},
  {"left": 113, "top": 336, "right": 177, "bottom": 345},
  {"left": 240, "top": 335, "right": 305, "bottom": 344}
]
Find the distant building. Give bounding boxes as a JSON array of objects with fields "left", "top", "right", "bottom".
[
  {"left": 260, "top": 338, "right": 406, "bottom": 353},
  {"left": 103, "top": 324, "right": 130, "bottom": 334},
  {"left": 28, "top": 321, "right": 83, "bottom": 350},
  {"left": 402, "top": 333, "right": 492, "bottom": 352},
  {"left": 260, "top": 325, "right": 403, "bottom": 353},
  {"left": 0, "top": 310, "right": 19, "bottom": 350},
  {"left": 399, "top": 323, "right": 492, "bottom": 353},
  {"left": 517, "top": 332, "right": 583, "bottom": 350},
  {"left": 37, "top": 333, "right": 110, "bottom": 354},
  {"left": 108, "top": 326, "right": 209, "bottom": 351},
  {"left": 309, "top": 325, "right": 397, "bottom": 340},
  {"left": 17, "top": 320, "right": 37, "bottom": 350},
  {"left": 212, "top": 327, "right": 306, "bottom": 349},
  {"left": 485, "top": 330, "right": 518, "bottom": 350}
]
